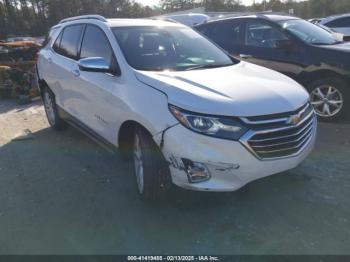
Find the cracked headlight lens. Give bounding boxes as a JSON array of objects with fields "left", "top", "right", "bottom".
[{"left": 169, "top": 105, "right": 248, "bottom": 141}]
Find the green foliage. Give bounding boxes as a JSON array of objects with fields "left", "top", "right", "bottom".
[
  {"left": 1, "top": 0, "right": 350, "bottom": 39},
  {"left": 0, "top": 0, "right": 154, "bottom": 38}
]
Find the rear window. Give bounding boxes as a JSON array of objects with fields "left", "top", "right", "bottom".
[
  {"left": 211, "top": 21, "right": 242, "bottom": 46},
  {"left": 195, "top": 23, "right": 215, "bottom": 36},
  {"left": 43, "top": 27, "right": 60, "bottom": 48},
  {"left": 52, "top": 31, "right": 63, "bottom": 53},
  {"left": 55, "top": 25, "right": 83, "bottom": 59}
]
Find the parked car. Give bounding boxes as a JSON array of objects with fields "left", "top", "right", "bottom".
[
  {"left": 195, "top": 14, "right": 350, "bottom": 121},
  {"left": 157, "top": 13, "right": 209, "bottom": 27},
  {"left": 315, "top": 24, "right": 344, "bottom": 41},
  {"left": 37, "top": 15, "right": 316, "bottom": 200},
  {"left": 320, "top": 13, "right": 350, "bottom": 37}
]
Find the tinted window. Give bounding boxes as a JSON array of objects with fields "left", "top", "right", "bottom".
[
  {"left": 113, "top": 26, "right": 235, "bottom": 71},
  {"left": 325, "top": 17, "right": 350, "bottom": 28},
  {"left": 44, "top": 27, "right": 59, "bottom": 48},
  {"left": 52, "top": 31, "right": 62, "bottom": 53},
  {"left": 211, "top": 21, "right": 242, "bottom": 46},
  {"left": 80, "top": 25, "right": 113, "bottom": 65},
  {"left": 59, "top": 25, "right": 83, "bottom": 59},
  {"left": 195, "top": 23, "right": 215, "bottom": 36},
  {"left": 245, "top": 21, "right": 288, "bottom": 48}
]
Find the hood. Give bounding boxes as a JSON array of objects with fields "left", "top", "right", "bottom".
[
  {"left": 134, "top": 62, "right": 309, "bottom": 117},
  {"left": 318, "top": 42, "right": 350, "bottom": 52}
]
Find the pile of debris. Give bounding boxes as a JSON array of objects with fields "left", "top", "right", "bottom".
[
  {"left": 0, "top": 40, "right": 41, "bottom": 104},
  {"left": 0, "top": 40, "right": 41, "bottom": 62},
  {"left": 0, "top": 65, "right": 38, "bottom": 103}
]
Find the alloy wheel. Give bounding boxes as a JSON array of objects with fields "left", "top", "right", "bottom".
[
  {"left": 310, "top": 85, "right": 343, "bottom": 118},
  {"left": 133, "top": 134, "right": 144, "bottom": 194},
  {"left": 43, "top": 90, "right": 56, "bottom": 125}
]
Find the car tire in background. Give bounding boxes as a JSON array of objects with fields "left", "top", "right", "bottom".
[
  {"left": 132, "top": 127, "right": 171, "bottom": 201},
  {"left": 42, "top": 87, "right": 67, "bottom": 130},
  {"left": 308, "top": 77, "right": 348, "bottom": 121}
]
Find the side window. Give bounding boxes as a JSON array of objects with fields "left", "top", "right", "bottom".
[
  {"left": 211, "top": 21, "right": 242, "bottom": 46},
  {"left": 52, "top": 31, "right": 62, "bottom": 53},
  {"left": 59, "top": 25, "right": 83, "bottom": 59},
  {"left": 325, "top": 17, "right": 350, "bottom": 28},
  {"left": 196, "top": 24, "right": 215, "bottom": 37},
  {"left": 80, "top": 25, "right": 113, "bottom": 65},
  {"left": 44, "top": 27, "right": 58, "bottom": 48},
  {"left": 245, "top": 21, "right": 288, "bottom": 48}
]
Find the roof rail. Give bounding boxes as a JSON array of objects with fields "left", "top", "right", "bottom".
[
  {"left": 150, "top": 17, "right": 179, "bottom": 24},
  {"left": 207, "top": 11, "right": 296, "bottom": 22},
  {"left": 59, "top": 15, "right": 107, "bottom": 24}
]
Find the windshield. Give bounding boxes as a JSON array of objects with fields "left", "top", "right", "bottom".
[
  {"left": 112, "top": 26, "right": 235, "bottom": 71},
  {"left": 279, "top": 19, "right": 341, "bottom": 45}
]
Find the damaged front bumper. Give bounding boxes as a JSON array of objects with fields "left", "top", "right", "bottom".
[{"left": 154, "top": 124, "right": 316, "bottom": 192}]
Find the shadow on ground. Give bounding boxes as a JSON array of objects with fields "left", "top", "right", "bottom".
[
  {"left": 0, "top": 98, "right": 39, "bottom": 115},
  {"left": 0, "top": 103, "right": 349, "bottom": 255}
]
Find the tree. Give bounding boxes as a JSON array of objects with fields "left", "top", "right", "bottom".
[
  {"left": 160, "top": 0, "right": 196, "bottom": 12},
  {"left": 2, "top": 0, "right": 350, "bottom": 39}
]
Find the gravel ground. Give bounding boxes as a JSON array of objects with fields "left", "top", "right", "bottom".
[{"left": 0, "top": 98, "right": 349, "bottom": 255}]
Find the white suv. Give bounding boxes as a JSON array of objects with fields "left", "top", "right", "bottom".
[{"left": 37, "top": 15, "right": 317, "bottom": 200}]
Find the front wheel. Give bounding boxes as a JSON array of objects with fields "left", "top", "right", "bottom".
[
  {"left": 132, "top": 127, "right": 171, "bottom": 201},
  {"left": 308, "top": 78, "right": 348, "bottom": 121}
]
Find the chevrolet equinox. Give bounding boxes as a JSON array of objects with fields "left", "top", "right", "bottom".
[{"left": 37, "top": 15, "right": 317, "bottom": 200}]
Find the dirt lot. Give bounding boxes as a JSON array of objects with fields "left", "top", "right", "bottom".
[{"left": 0, "top": 98, "right": 349, "bottom": 255}]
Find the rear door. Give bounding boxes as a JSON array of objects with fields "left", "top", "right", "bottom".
[
  {"left": 239, "top": 18, "right": 305, "bottom": 79},
  {"left": 196, "top": 19, "right": 244, "bottom": 58},
  {"left": 47, "top": 24, "right": 84, "bottom": 118}
]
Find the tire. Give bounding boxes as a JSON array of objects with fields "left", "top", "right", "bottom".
[
  {"left": 132, "top": 127, "right": 171, "bottom": 201},
  {"left": 308, "top": 77, "right": 349, "bottom": 122},
  {"left": 42, "top": 87, "right": 67, "bottom": 130}
]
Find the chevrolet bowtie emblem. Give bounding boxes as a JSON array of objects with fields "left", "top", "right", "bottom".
[{"left": 287, "top": 114, "right": 301, "bottom": 125}]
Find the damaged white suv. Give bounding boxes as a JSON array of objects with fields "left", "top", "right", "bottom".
[{"left": 37, "top": 15, "right": 317, "bottom": 200}]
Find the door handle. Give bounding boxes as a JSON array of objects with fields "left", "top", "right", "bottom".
[
  {"left": 72, "top": 69, "right": 80, "bottom": 77},
  {"left": 47, "top": 58, "right": 53, "bottom": 63},
  {"left": 239, "top": 54, "right": 253, "bottom": 59}
]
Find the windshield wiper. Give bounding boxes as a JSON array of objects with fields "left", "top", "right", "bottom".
[{"left": 184, "top": 63, "right": 232, "bottom": 71}]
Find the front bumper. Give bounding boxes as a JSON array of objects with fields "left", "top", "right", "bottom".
[{"left": 154, "top": 118, "right": 317, "bottom": 192}]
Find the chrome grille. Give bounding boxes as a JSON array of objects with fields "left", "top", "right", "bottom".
[{"left": 240, "top": 104, "right": 317, "bottom": 160}]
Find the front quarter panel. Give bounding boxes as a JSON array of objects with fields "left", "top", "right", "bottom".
[
  {"left": 296, "top": 45, "right": 350, "bottom": 86},
  {"left": 92, "top": 24, "right": 179, "bottom": 146},
  {"left": 109, "top": 75, "right": 178, "bottom": 147}
]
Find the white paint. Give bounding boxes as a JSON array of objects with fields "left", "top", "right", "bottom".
[{"left": 37, "top": 17, "right": 315, "bottom": 192}]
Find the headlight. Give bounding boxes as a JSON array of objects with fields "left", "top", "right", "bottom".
[{"left": 169, "top": 105, "right": 248, "bottom": 141}]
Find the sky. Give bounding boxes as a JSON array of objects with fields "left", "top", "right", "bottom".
[{"left": 135, "top": 0, "right": 261, "bottom": 7}]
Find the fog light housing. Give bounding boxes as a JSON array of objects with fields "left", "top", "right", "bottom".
[{"left": 182, "top": 159, "right": 211, "bottom": 183}]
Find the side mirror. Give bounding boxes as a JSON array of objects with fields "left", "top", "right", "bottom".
[
  {"left": 274, "top": 39, "right": 293, "bottom": 50},
  {"left": 78, "top": 57, "right": 111, "bottom": 73}
]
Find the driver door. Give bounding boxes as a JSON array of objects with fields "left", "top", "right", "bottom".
[{"left": 240, "top": 19, "right": 304, "bottom": 79}]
